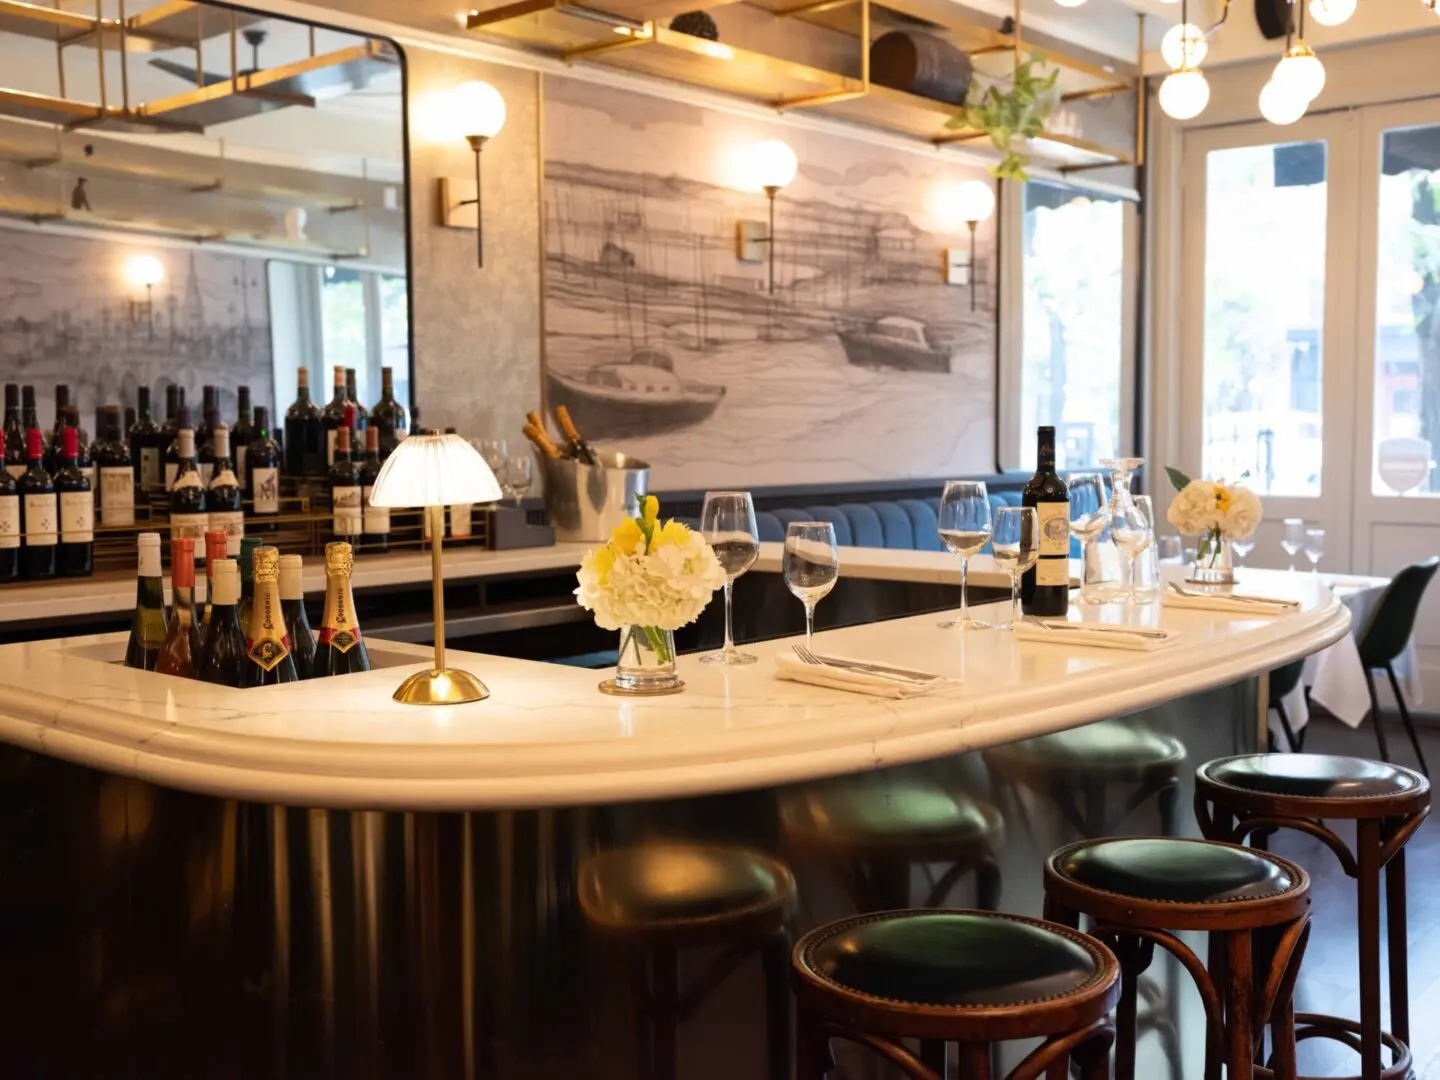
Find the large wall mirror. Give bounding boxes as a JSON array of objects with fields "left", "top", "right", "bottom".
[{"left": 0, "top": 0, "right": 409, "bottom": 428}]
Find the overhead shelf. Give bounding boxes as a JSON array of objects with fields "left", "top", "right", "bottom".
[
  {"left": 0, "top": 0, "right": 101, "bottom": 43},
  {"left": 64, "top": 0, "right": 267, "bottom": 51}
]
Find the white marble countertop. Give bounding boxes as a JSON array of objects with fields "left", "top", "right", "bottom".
[{"left": 0, "top": 567, "right": 1349, "bottom": 810}]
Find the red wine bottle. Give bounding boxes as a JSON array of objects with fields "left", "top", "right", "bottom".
[
  {"left": 1020, "top": 425, "right": 1070, "bottom": 617},
  {"left": 284, "top": 367, "right": 324, "bottom": 478},
  {"left": 232, "top": 386, "right": 254, "bottom": 493},
  {"left": 124, "top": 533, "right": 170, "bottom": 670},
  {"left": 197, "top": 403, "right": 219, "bottom": 487},
  {"left": 3, "top": 383, "right": 24, "bottom": 480},
  {"left": 45, "top": 384, "right": 70, "bottom": 473},
  {"left": 19, "top": 428, "right": 56, "bottom": 580},
  {"left": 247, "top": 406, "right": 281, "bottom": 523},
  {"left": 198, "top": 558, "right": 245, "bottom": 687},
  {"left": 330, "top": 420, "right": 362, "bottom": 544},
  {"left": 207, "top": 426, "right": 243, "bottom": 558},
  {"left": 95, "top": 405, "right": 135, "bottom": 527},
  {"left": 0, "top": 457, "right": 17, "bottom": 583},
  {"left": 360, "top": 426, "right": 389, "bottom": 554},
  {"left": 345, "top": 367, "right": 368, "bottom": 437},
  {"left": 55, "top": 426, "right": 93, "bottom": 577},
  {"left": 130, "top": 386, "right": 163, "bottom": 494},
  {"left": 315, "top": 541, "right": 370, "bottom": 676},
  {"left": 369, "top": 366, "right": 407, "bottom": 457},
  {"left": 169, "top": 425, "right": 209, "bottom": 550},
  {"left": 321, "top": 365, "right": 349, "bottom": 470}
]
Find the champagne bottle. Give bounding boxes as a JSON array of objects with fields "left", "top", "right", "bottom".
[
  {"left": 284, "top": 367, "right": 324, "bottom": 478},
  {"left": 359, "top": 426, "right": 389, "bottom": 554},
  {"left": 232, "top": 386, "right": 254, "bottom": 492},
  {"left": 330, "top": 421, "right": 362, "bottom": 543},
  {"left": 95, "top": 405, "right": 135, "bottom": 527},
  {"left": 238, "top": 535, "right": 260, "bottom": 629},
  {"left": 45, "top": 383, "right": 70, "bottom": 472},
  {"left": 554, "top": 404, "right": 598, "bottom": 465},
  {"left": 207, "top": 426, "right": 243, "bottom": 557},
  {"left": 18, "top": 428, "right": 56, "bottom": 580},
  {"left": 155, "top": 537, "right": 202, "bottom": 678},
  {"left": 321, "top": 365, "right": 349, "bottom": 469},
  {"left": 124, "top": 533, "right": 169, "bottom": 670},
  {"left": 198, "top": 529, "right": 228, "bottom": 659},
  {"left": 55, "top": 426, "right": 93, "bottom": 578},
  {"left": 3, "top": 383, "right": 24, "bottom": 479},
  {"left": 130, "top": 386, "right": 163, "bottom": 493},
  {"left": 315, "top": 541, "right": 370, "bottom": 677},
  {"left": 169, "top": 426, "right": 208, "bottom": 549},
  {"left": 247, "top": 406, "right": 281, "bottom": 525},
  {"left": 198, "top": 558, "right": 245, "bottom": 687},
  {"left": 345, "top": 367, "right": 368, "bottom": 435},
  {"left": 1020, "top": 425, "right": 1071, "bottom": 617},
  {"left": 0, "top": 459, "right": 17, "bottom": 583},
  {"left": 369, "top": 366, "right": 407, "bottom": 457},
  {"left": 242, "top": 546, "right": 299, "bottom": 686},
  {"left": 279, "top": 553, "right": 316, "bottom": 680}
]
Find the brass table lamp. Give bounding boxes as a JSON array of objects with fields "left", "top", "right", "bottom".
[{"left": 368, "top": 432, "right": 503, "bottom": 704}]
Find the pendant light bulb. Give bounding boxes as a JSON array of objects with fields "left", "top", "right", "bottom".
[
  {"left": 1259, "top": 78, "right": 1309, "bottom": 126},
  {"left": 1158, "top": 68, "right": 1210, "bottom": 121},
  {"left": 1161, "top": 22, "right": 1209, "bottom": 70},
  {"left": 1308, "top": 0, "right": 1356, "bottom": 25},
  {"left": 1273, "top": 43, "right": 1326, "bottom": 102},
  {"left": 1053, "top": 0, "right": 1087, "bottom": 6}
]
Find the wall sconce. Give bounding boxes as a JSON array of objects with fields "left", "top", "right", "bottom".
[
  {"left": 941, "top": 181, "right": 996, "bottom": 311},
  {"left": 124, "top": 254, "right": 164, "bottom": 337},
  {"left": 438, "top": 80, "right": 507, "bottom": 269},
  {"left": 735, "top": 139, "right": 798, "bottom": 295}
]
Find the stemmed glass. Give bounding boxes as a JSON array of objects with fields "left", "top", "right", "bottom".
[
  {"left": 1281, "top": 518, "right": 1306, "bottom": 572},
  {"left": 504, "top": 455, "right": 533, "bottom": 506},
  {"left": 1231, "top": 537, "right": 1256, "bottom": 567},
  {"left": 784, "top": 522, "right": 839, "bottom": 646},
  {"left": 1131, "top": 494, "right": 1160, "bottom": 602},
  {"left": 938, "top": 480, "right": 992, "bottom": 629},
  {"left": 1068, "top": 473, "right": 1112, "bottom": 605},
  {"left": 991, "top": 507, "right": 1038, "bottom": 629},
  {"left": 1304, "top": 526, "right": 1325, "bottom": 572},
  {"left": 701, "top": 491, "right": 760, "bottom": 665},
  {"left": 476, "top": 438, "right": 508, "bottom": 476},
  {"left": 1111, "top": 497, "right": 1154, "bottom": 605}
]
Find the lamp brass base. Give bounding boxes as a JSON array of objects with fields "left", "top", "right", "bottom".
[{"left": 392, "top": 668, "right": 490, "bottom": 706}]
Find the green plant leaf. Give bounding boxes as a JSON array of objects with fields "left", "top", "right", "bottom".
[{"left": 1165, "top": 466, "right": 1192, "bottom": 492}]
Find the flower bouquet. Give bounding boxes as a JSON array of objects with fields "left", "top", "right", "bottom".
[
  {"left": 1164, "top": 467, "right": 1263, "bottom": 585},
  {"left": 575, "top": 495, "right": 727, "bottom": 694}
]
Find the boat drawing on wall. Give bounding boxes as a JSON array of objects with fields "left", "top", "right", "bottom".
[
  {"left": 837, "top": 315, "right": 953, "bottom": 374},
  {"left": 546, "top": 347, "right": 726, "bottom": 439}
]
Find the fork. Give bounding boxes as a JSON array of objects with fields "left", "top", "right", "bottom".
[
  {"left": 791, "top": 644, "right": 940, "bottom": 684},
  {"left": 1167, "top": 582, "right": 1297, "bottom": 607}
]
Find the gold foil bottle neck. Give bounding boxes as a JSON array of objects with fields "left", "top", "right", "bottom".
[
  {"left": 325, "top": 541, "right": 354, "bottom": 576},
  {"left": 252, "top": 545, "right": 281, "bottom": 582}
]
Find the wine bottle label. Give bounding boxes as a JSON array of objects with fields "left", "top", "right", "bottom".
[
  {"left": 450, "top": 503, "right": 472, "bottom": 539},
  {"left": 210, "top": 467, "right": 239, "bottom": 491},
  {"left": 326, "top": 429, "right": 337, "bottom": 468},
  {"left": 210, "top": 510, "right": 244, "bottom": 555},
  {"left": 1036, "top": 501, "right": 1071, "bottom": 587},
  {"left": 198, "top": 463, "right": 214, "bottom": 487},
  {"left": 333, "top": 484, "right": 362, "bottom": 535},
  {"left": 246, "top": 586, "right": 291, "bottom": 672},
  {"left": 61, "top": 490, "right": 94, "bottom": 543},
  {"left": 5, "top": 465, "right": 25, "bottom": 480},
  {"left": 82, "top": 465, "right": 96, "bottom": 492},
  {"left": 171, "top": 512, "right": 209, "bottom": 545},
  {"left": 319, "top": 593, "right": 362, "bottom": 653},
  {"left": 235, "top": 446, "right": 248, "bottom": 490},
  {"left": 165, "top": 461, "right": 179, "bottom": 491},
  {"left": 141, "top": 447, "right": 160, "bottom": 490},
  {"left": 0, "top": 494, "right": 18, "bottom": 549},
  {"left": 252, "top": 467, "right": 279, "bottom": 514},
  {"left": 101, "top": 467, "right": 135, "bottom": 526},
  {"left": 23, "top": 493, "right": 57, "bottom": 546},
  {"left": 362, "top": 487, "right": 390, "bottom": 534}
]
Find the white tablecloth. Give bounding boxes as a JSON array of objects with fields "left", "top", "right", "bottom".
[{"left": 1276, "top": 575, "right": 1422, "bottom": 733}]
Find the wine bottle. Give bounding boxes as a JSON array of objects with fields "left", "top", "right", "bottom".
[
  {"left": 207, "top": 426, "right": 243, "bottom": 557},
  {"left": 369, "top": 366, "right": 407, "bottom": 457},
  {"left": 155, "top": 537, "right": 202, "bottom": 679},
  {"left": 321, "top": 365, "right": 349, "bottom": 469},
  {"left": 238, "top": 535, "right": 260, "bottom": 630},
  {"left": 195, "top": 385, "right": 216, "bottom": 467},
  {"left": 284, "top": 367, "right": 324, "bottom": 478},
  {"left": 315, "top": 541, "right": 370, "bottom": 677},
  {"left": 64, "top": 405, "right": 93, "bottom": 497},
  {"left": 164, "top": 405, "right": 191, "bottom": 491},
  {"left": 124, "top": 533, "right": 169, "bottom": 670},
  {"left": 0, "top": 461, "right": 17, "bottom": 583},
  {"left": 345, "top": 367, "right": 368, "bottom": 436},
  {"left": 197, "top": 404, "right": 219, "bottom": 487},
  {"left": 18, "top": 429, "right": 56, "bottom": 580},
  {"left": 247, "top": 406, "right": 281, "bottom": 523},
  {"left": 242, "top": 546, "right": 299, "bottom": 687},
  {"left": 3, "top": 383, "right": 24, "bottom": 480},
  {"left": 1020, "top": 425, "right": 1071, "bottom": 617},
  {"left": 162, "top": 384, "right": 180, "bottom": 440},
  {"left": 197, "top": 529, "right": 228, "bottom": 660},
  {"left": 169, "top": 426, "right": 208, "bottom": 549},
  {"left": 95, "top": 405, "right": 135, "bottom": 528},
  {"left": 55, "top": 425, "right": 93, "bottom": 578},
  {"left": 20, "top": 385, "right": 38, "bottom": 434},
  {"left": 279, "top": 553, "right": 316, "bottom": 680},
  {"left": 198, "top": 558, "right": 245, "bottom": 687},
  {"left": 45, "top": 383, "right": 70, "bottom": 472},
  {"left": 330, "top": 421, "right": 363, "bottom": 543},
  {"left": 359, "top": 426, "right": 389, "bottom": 554},
  {"left": 232, "top": 386, "right": 254, "bottom": 492},
  {"left": 124, "top": 405, "right": 136, "bottom": 436},
  {"left": 130, "top": 386, "right": 163, "bottom": 494}
]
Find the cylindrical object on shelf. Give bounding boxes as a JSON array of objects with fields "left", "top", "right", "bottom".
[
  {"left": 540, "top": 450, "right": 648, "bottom": 543},
  {"left": 869, "top": 30, "right": 973, "bottom": 105}
]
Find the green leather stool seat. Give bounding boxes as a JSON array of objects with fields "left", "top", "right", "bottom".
[
  {"left": 991, "top": 719, "right": 1186, "bottom": 772},
  {"left": 1200, "top": 753, "right": 1424, "bottom": 801},
  {"left": 579, "top": 844, "right": 794, "bottom": 931},
  {"left": 1052, "top": 837, "right": 1299, "bottom": 905},
  {"left": 780, "top": 774, "right": 1002, "bottom": 849},
  {"left": 800, "top": 910, "right": 1109, "bottom": 1009}
]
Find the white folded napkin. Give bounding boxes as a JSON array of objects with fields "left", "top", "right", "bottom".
[
  {"left": 773, "top": 654, "right": 956, "bottom": 699},
  {"left": 1161, "top": 588, "right": 1299, "bottom": 614},
  {"left": 1013, "top": 621, "right": 1178, "bottom": 652}
]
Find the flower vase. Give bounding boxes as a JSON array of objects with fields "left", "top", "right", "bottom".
[
  {"left": 614, "top": 625, "right": 680, "bottom": 693},
  {"left": 1190, "top": 531, "right": 1236, "bottom": 586}
]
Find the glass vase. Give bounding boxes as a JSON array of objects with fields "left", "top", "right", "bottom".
[
  {"left": 614, "top": 625, "right": 679, "bottom": 693},
  {"left": 1190, "top": 533, "right": 1236, "bottom": 586}
]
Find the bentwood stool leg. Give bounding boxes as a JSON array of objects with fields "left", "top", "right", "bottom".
[{"left": 1386, "top": 845, "right": 1408, "bottom": 1050}]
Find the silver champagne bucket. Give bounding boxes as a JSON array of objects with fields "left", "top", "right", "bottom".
[{"left": 540, "top": 450, "right": 649, "bottom": 543}]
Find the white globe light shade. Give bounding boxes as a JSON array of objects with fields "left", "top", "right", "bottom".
[
  {"left": 1273, "top": 46, "right": 1326, "bottom": 102},
  {"left": 751, "top": 139, "right": 799, "bottom": 190},
  {"left": 1161, "top": 22, "right": 1208, "bottom": 70},
  {"left": 1258, "top": 78, "right": 1309, "bottom": 126},
  {"left": 454, "top": 80, "right": 507, "bottom": 140},
  {"left": 1158, "top": 69, "right": 1210, "bottom": 121},
  {"left": 125, "top": 254, "right": 165, "bottom": 288},
  {"left": 369, "top": 433, "right": 503, "bottom": 508},
  {"left": 1053, "top": 0, "right": 1087, "bottom": 7},
  {"left": 951, "top": 180, "right": 996, "bottom": 225},
  {"left": 1308, "top": 0, "right": 1356, "bottom": 26}
]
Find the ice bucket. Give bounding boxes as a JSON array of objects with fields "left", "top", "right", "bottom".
[{"left": 540, "top": 451, "right": 650, "bottom": 543}]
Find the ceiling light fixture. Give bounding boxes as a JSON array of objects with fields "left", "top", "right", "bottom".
[
  {"left": 1161, "top": 21, "right": 1208, "bottom": 69},
  {"left": 1308, "top": 0, "right": 1356, "bottom": 26},
  {"left": 1158, "top": 0, "right": 1211, "bottom": 121},
  {"left": 1260, "top": 0, "right": 1323, "bottom": 124}
]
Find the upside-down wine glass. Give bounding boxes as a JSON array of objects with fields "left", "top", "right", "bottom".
[
  {"left": 701, "top": 491, "right": 760, "bottom": 665},
  {"left": 1068, "top": 472, "right": 1112, "bottom": 605},
  {"left": 1304, "top": 526, "right": 1325, "bottom": 572},
  {"left": 783, "top": 521, "right": 839, "bottom": 647},
  {"left": 1281, "top": 518, "right": 1306, "bottom": 572},
  {"left": 1110, "top": 497, "right": 1154, "bottom": 605},
  {"left": 990, "top": 506, "right": 1039, "bottom": 630},
  {"left": 938, "top": 480, "right": 992, "bottom": 629}
]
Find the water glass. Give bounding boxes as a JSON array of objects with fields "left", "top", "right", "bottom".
[
  {"left": 1281, "top": 518, "right": 1306, "bottom": 571},
  {"left": 938, "top": 480, "right": 992, "bottom": 629},
  {"left": 991, "top": 506, "right": 1038, "bottom": 629},
  {"left": 700, "top": 491, "right": 760, "bottom": 666},
  {"left": 1304, "top": 526, "right": 1325, "bottom": 571},
  {"left": 504, "top": 455, "right": 533, "bottom": 506},
  {"left": 1068, "top": 472, "right": 1116, "bottom": 605},
  {"left": 783, "top": 522, "right": 839, "bottom": 646},
  {"left": 1130, "top": 495, "right": 1160, "bottom": 603},
  {"left": 1111, "top": 500, "right": 1154, "bottom": 605}
]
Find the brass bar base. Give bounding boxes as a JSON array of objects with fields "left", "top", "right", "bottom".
[{"left": 393, "top": 667, "right": 490, "bottom": 705}]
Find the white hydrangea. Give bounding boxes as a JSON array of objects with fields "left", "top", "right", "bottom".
[
  {"left": 1222, "top": 485, "right": 1263, "bottom": 540},
  {"left": 575, "top": 527, "right": 726, "bottom": 632},
  {"left": 1166, "top": 479, "right": 1222, "bottom": 535}
]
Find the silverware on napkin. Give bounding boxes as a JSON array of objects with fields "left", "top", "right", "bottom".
[
  {"left": 791, "top": 644, "right": 941, "bottom": 684},
  {"left": 1166, "top": 582, "right": 1299, "bottom": 608},
  {"left": 1027, "top": 618, "right": 1172, "bottom": 641}
]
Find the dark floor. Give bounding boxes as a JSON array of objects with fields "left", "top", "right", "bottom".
[{"left": 1273, "top": 714, "right": 1438, "bottom": 1079}]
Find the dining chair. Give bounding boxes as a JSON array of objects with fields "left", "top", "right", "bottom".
[
  {"left": 1268, "top": 658, "right": 1308, "bottom": 753},
  {"left": 1356, "top": 556, "right": 1440, "bottom": 777}
]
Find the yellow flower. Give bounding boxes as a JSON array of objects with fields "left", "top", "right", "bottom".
[
  {"left": 641, "top": 496, "right": 659, "bottom": 528},
  {"left": 649, "top": 519, "right": 691, "bottom": 551},
  {"left": 591, "top": 544, "right": 616, "bottom": 585},
  {"left": 1214, "top": 486, "right": 1233, "bottom": 514},
  {"left": 611, "top": 518, "right": 646, "bottom": 556}
]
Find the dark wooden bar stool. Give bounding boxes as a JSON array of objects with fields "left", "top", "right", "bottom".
[
  {"left": 1196, "top": 753, "right": 1431, "bottom": 1080},
  {"left": 792, "top": 909, "right": 1120, "bottom": 1080},
  {"left": 1044, "top": 837, "right": 1312, "bottom": 1080},
  {"left": 579, "top": 844, "right": 796, "bottom": 1080}
]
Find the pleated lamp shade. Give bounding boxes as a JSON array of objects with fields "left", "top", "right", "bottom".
[{"left": 368, "top": 433, "right": 503, "bottom": 508}]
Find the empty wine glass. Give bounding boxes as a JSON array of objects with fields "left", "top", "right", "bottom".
[
  {"left": 784, "top": 522, "right": 839, "bottom": 646},
  {"left": 1131, "top": 494, "right": 1160, "bottom": 603},
  {"left": 991, "top": 506, "right": 1038, "bottom": 630},
  {"left": 504, "top": 455, "right": 533, "bottom": 506},
  {"left": 1231, "top": 536, "right": 1256, "bottom": 567},
  {"left": 938, "top": 480, "right": 992, "bottom": 629},
  {"left": 1111, "top": 499, "right": 1154, "bottom": 605},
  {"left": 701, "top": 491, "right": 760, "bottom": 666},
  {"left": 476, "top": 438, "right": 508, "bottom": 475},
  {"left": 1281, "top": 518, "right": 1306, "bottom": 572},
  {"left": 1157, "top": 535, "right": 1185, "bottom": 564},
  {"left": 1068, "top": 473, "right": 1112, "bottom": 605},
  {"left": 1304, "top": 526, "right": 1325, "bottom": 572}
]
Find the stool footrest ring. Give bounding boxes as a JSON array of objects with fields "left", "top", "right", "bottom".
[{"left": 1251, "top": 1012, "right": 1411, "bottom": 1080}]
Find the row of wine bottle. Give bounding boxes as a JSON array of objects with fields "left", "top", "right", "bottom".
[{"left": 125, "top": 531, "right": 370, "bottom": 685}]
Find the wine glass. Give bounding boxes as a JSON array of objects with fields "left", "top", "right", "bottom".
[
  {"left": 700, "top": 491, "right": 760, "bottom": 666},
  {"left": 1231, "top": 536, "right": 1256, "bottom": 567},
  {"left": 1131, "top": 494, "right": 1160, "bottom": 603},
  {"left": 1304, "top": 526, "right": 1325, "bottom": 572},
  {"left": 1067, "top": 473, "right": 1112, "bottom": 605},
  {"left": 1110, "top": 499, "right": 1154, "bottom": 605},
  {"left": 991, "top": 506, "right": 1038, "bottom": 630},
  {"left": 1157, "top": 535, "right": 1185, "bottom": 564},
  {"left": 784, "top": 522, "right": 839, "bottom": 646},
  {"left": 1281, "top": 518, "right": 1306, "bottom": 572},
  {"left": 476, "top": 438, "right": 508, "bottom": 475},
  {"left": 938, "top": 480, "right": 992, "bottom": 629},
  {"left": 504, "top": 455, "right": 533, "bottom": 506}
]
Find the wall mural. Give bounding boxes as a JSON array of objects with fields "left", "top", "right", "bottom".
[
  {"left": 0, "top": 229, "right": 273, "bottom": 424},
  {"left": 542, "top": 75, "right": 997, "bottom": 490}
]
